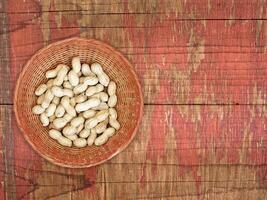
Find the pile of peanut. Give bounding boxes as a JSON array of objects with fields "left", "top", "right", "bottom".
[{"left": 32, "top": 57, "right": 120, "bottom": 147}]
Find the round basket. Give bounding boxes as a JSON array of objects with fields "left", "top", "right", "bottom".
[{"left": 14, "top": 38, "right": 143, "bottom": 168}]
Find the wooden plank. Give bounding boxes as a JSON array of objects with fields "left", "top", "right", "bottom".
[
  {"left": 2, "top": 1, "right": 267, "bottom": 199},
  {"left": 0, "top": 106, "right": 16, "bottom": 199},
  {"left": 3, "top": 0, "right": 267, "bottom": 20},
  {"left": 0, "top": 106, "right": 98, "bottom": 199},
  {"left": 0, "top": 1, "right": 14, "bottom": 199},
  {"left": 3, "top": 1, "right": 267, "bottom": 105},
  {"left": 5, "top": 1, "right": 89, "bottom": 199},
  {"left": 6, "top": 1, "right": 45, "bottom": 198},
  {"left": 1, "top": 104, "right": 267, "bottom": 199},
  {"left": 0, "top": 0, "right": 11, "bottom": 104}
]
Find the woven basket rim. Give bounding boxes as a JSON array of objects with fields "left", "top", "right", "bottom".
[{"left": 13, "top": 37, "right": 143, "bottom": 168}]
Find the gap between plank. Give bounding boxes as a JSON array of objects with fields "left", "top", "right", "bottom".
[{"left": 1, "top": 103, "right": 267, "bottom": 106}]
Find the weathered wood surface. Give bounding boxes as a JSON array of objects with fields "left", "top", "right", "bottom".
[
  {"left": 1, "top": 0, "right": 267, "bottom": 199},
  {"left": 2, "top": 0, "right": 267, "bottom": 105},
  {"left": 1, "top": 104, "right": 267, "bottom": 199}
]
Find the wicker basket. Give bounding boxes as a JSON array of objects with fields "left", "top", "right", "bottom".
[{"left": 14, "top": 38, "right": 143, "bottom": 168}]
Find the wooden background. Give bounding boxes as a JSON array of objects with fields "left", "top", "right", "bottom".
[{"left": 1, "top": 0, "right": 267, "bottom": 199}]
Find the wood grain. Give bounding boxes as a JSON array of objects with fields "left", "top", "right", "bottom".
[
  {"left": 0, "top": 1, "right": 11, "bottom": 104},
  {"left": 0, "top": 106, "right": 16, "bottom": 199},
  {"left": 1, "top": 0, "right": 267, "bottom": 104},
  {"left": 1, "top": 104, "right": 267, "bottom": 199},
  {"left": 3, "top": 0, "right": 267, "bottom": 19},
  {"left": 1, "top": 0, "right": 267, "bottom": 199}
]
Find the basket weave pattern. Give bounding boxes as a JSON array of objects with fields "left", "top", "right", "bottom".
[{"left": 14, "top": 38, "right": 143, "bottom": 168}]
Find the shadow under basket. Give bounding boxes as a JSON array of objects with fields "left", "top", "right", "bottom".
[{"left": 14, "top": 38, "right": 143, "bottom": 168}]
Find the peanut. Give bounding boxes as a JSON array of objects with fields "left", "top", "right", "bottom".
[
  {"left": 70, "top": 97, "right": 76, "bottom": 107},
  {"left": 40, "top": 113, "right": 49, "bottom": 126},
  {"left": 70, "top": 116, "right": 85, "bottom": 127},
  {"left": 35, "top": 84, "right": 47, "bottom": 96},
  {"left": 41, "top": 89, "right": 54, "bottom": 109},
  {"left": 91, "top": 63, "right": 110, "bottom": 86},
  {"left": 46, "top": 79, "right": 54, "bottom": 88},
  {"left": 94, "top": 128, "right": 115, "bottom": 146},
  {"left": 75, "top": 98, "right": 100, "bottom": 112},
  {"left": 87, "top": 128, "right": 97, "bottom": 146},
  {"left": 61, "top": 96, "right": 76, "bottom": 117},
  {"left": 72, "top": 57, "right": 81, "bottom": 73},
  {"left": 57, "top": 136, "right": 72, "bottom": 147},
  {"left": 85, "top": 118, "right": 98, "bottom": 129},
  {"left": 109, "top": 117, "right": 120, "bottom": 130},
  {"left": 107, "top": 81, "right": 116, "bottom": 96},
  {"left": 90, "top": 63, "right": 103, "bottom": 74},
  {"left": 76, "top": 123, "right": 84, "bottom": 134},
  {"left": 68, "top": 70, "right": 79, "bottom": 86},
  {"left": 66, "top": 134, "right": 78, "bottom": 141},
  {"left": 53, "top": 65, "right": 69, "bottom": 86},
  {"left": 49, "top": 115, "right": 56, "bottom": 122},
  {"left": 92, "top": 92, "right": 108, "bottom": 102},
  {"left": 81, "top": 63, "right": 94, "bottom": 76},
  {"left": 52, "top": 96, "right": 60, "bottom": 105},
  {"left": 108, "top": 95, "right": 117, "bottom": 108},
  {"left": 85, "top": 86, "right": 97, "bottom": 97},
  {"left": 95, "top": 110, "right": 109, "bottom": 122},
  {"left": 82, "top": 110, "right": 96, "bottom": 119},
  {"left": 98, "top": 73, "right": 110, "bottom": 87},
  {"left": 49, "top": 123, "right": 60, "bottom": 130},
  {"left": 53, "top": 118, "right": 68, "bottom": 129},
  {"left": 73, "top": 138, "right": 87, "bottom": 148},
  {"left": 62, "top": 125, "right": 77, "bottom": 136},
  {"left": 79, "top": 129, "right": 90, "bottom": 138},
  {"left": 63, "top": 113, "right": 74, "bottom": 122},
  {"left": 92, "top": 102, "right": 109, "bottom": 110},
  {"left": 49, "top": 129, "right": 62, "bottom": 140},
  {"left": 75, "top": 94, "right": 87, "bottom": 103},
  {"left": 85, "top": 84, "right": 104, "bottom": 96},
  {"left": 63, "top": 81, "right": 73, "bottom": 89},
  {"left": 95, "top": 119, "right": 108, "bottom": 134},
  {"left": 73, "top": 83, "right": 88, "bottom": 94},
  {"left": 41, "top": 99, "right": 50, "bottom": 109},
  {"left": 83, "top": 76, "right": 98, "bottom": 86},
  {"left": 51, "top": 86, "right": 73, "bottom": 97},
  {"left": 46, "top": 65, "right": 63, "bottom": 79},
  {"left": 32, "top": 105, "right": 45, "bottom": 115},
  {"left": 55, "top": 105, "right": 65, "bottom": 118},
  {"left": 37, "top": 94, "right": 45, "bottom": 105},
  {"left": 46, "top": 103, "right": 57, "bottom": 117},
  {"left": 109, "top": 108, "right": 117, "bottom": 119}
]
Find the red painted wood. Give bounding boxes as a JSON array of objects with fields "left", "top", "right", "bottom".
[
  {"left": 1, "top": 0, "right": 267, "bottom": 199},
  {"left": 2, "top": 20, "right": 267, "bottom": 104},
  {"left": 1, "top": 105, "right": 267, "bottom": 199},
  {"left": 7, "top": 1, "right": 44, "bottom": 198},
  {"left": 5, "top": 0, "right": 266, "bottom": 19}
]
